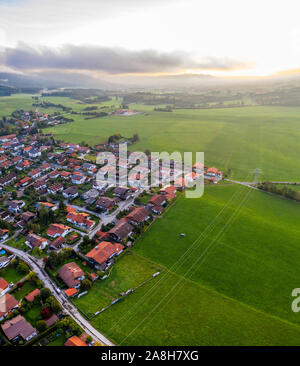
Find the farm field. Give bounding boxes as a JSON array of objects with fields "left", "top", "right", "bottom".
[
  {"left": 89, "top": 184, "right": 300, "bottom": 345},
  {"left": 42, "top": 100, "right": 300, "bottom": 181},
  {"left": 73, "top": 252, "right": 161, "bottom": 318},
  {"left": 2, "top": 94, "right": 300, "bottom": 180}
]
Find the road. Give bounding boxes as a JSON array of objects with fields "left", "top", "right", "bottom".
[{"left": 0, "top": 242, "right": 114, "bottom": 346}]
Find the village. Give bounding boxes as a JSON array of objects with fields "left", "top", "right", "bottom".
[{"left": 0, "top": 109, "right": 223, "bottom": 347}]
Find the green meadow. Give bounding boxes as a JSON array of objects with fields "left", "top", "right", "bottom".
[
  {"left": 90, "top": 185, "right": 300, "bottom": 345},
  {"left": 2, "top": 94, "right": 300, "bottom": 180},
  {"left": 44, "top": 102, "right": 300, "bottom": 181}
]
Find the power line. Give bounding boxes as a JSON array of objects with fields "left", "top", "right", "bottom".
[{"left": 249, "top": 168, "right": 263, "bottom": 184}]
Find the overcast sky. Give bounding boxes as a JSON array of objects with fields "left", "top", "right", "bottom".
[{"left": 0, "top": 0, "right": 300, "bottom": 79}]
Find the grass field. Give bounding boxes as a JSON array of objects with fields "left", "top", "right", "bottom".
[
  {"left": 89, "top": 184, "right": 300, "bottom": 345},
  {"left": 43, "top": 102, "right": 300, "bottom": 181},
  {"left": 0, "top": 265, "right": 24, "bottom": 284},
  {"left": 73, "top": 252, "right": 161, "bottom": 317},
  {"left": 2, "top": 94, "right": 300, "bottom": 180},
  {"left": 12, "top": 280, "right": 36, "bottom": 300}
]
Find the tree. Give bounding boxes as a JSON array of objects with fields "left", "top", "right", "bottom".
[
  {"left": 40, "top": 288, "right": 52, "bottom": 301},
  {"left": 40, "top": 306, "right": 52, "bottom": 320},
  {"left": 49, "top": 297, "right": 62, "bottom": 314},
  {"left": 36, "top": 320, "right": 47, "bottom": 332},
  {"left": 16, "top": 262, "right": 29, "bottom": 275},
  {"left": 80, "top": 279, "right": 92, "bottom": 291}
]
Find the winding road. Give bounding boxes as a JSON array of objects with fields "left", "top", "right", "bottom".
[{"left": 0, "top": 242, "right": 114, "bottom": 346}]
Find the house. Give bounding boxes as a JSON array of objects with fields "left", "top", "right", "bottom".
[
  {"left": 60, "top": 171, "right": 72, "bottom": 179},
  {"left": 50, "top": 236, "right": 66, "bottom": 250},
  {"left": 95, "top": 197, "right": 117, "bottom": 212},
  {"left": 58, "top": 262, "right": 85, "bottom": 289},
  {"left": 193, "top": 162, "right": 204, "bottom": 173},
  {"left": 33, "top": 179, "right": 47, "bottom": 192},
  {"left": 1, "top": 160, "right": 13, "bottom": 170},
  {"left": 113, "top": 186, "right": 131, "bottom": 200},
  {"left": 160, "top": 185, "right": 177, "bottom": 196},
  {"left": 1, "top": 315, "right": 37, "bottom": 342},
  {"left": 49, "top": 170, "right": 60, "bottom": 179},
  {"left": 0, "top": 293, "right": 20, "bottom": 320},
  {"left": 28, "top": 149, "right": 41, "bottom": 158},
  {"left": 83, "top": 188, "right": 99, "bottom": 202},
  {"left": 0, "top": 134, "right": 16, "bottom": 142},
  {"left": 71, "top": 173, "right": 86, "bottom": 185},
  {"left": 148, "top": 194, "right": 166, "bottom": 207},
  {"left": 40, "top": 162, "right": 51, "bottom": 171},
  {"left": 108, "top": 220, "right": 133, "bottom": 242},
  {"left": 0, "top": 229, "right": 9, "bottom": 241},
  {"left": 65, "top": 335, "right": 87, "bottom": 347},
  {"left": 25, "top": 289, "right": 40, "bottom": 303},
  {"left": 48, "top": 183, "right": 64, "bottom": 195},
  {"left": 45, "top": 314, "right": 58, "bottom": 328},
  {"left": 62, "top": 186, "right": 78, "bottom": 200},
  {"left": 126, "top": 207, "right": 150, "bottom": 225},
  {"left": 28, "top": 168, "right": 42, "bottom": 179},
  {"left": 0, "top": 172, "right": 16, "bottom": 187},
  {"left": 25, "top": 233, "right": 49, "bottom": 250},
  {"left": 12, "top": 156, "right": 22, "bottom": 165},
  {"left": 46, "top": 223, "right": 71, "bottom": 238},
  {"left": 36, "top": 202, "right": 57, "bottom": 211},
  {"left": 66, "top": 212, "right": 95, "bottom": 230},
  {"left": 64, "top": 288, "right": 78, "bottom": 298},
  {"left": 8, "top": 200, "right": 25, "bottom": 213},
  {"left": 19, "top": 177, "right": 31, "bottom": 187},
  {"left": 0, "top": 277, "right": 9, "bottom": 291},
  {"left": 0, "top": 155, "right": 8, "bottom": 164},
  {"left": 86, "top": 241, "right": 124, "bottom": 270},
  {"left": 21, "top": 212, "right": 35, "bottom": 224},
  {"left": 0, "top": 256, "right": 10, "bottom": 269},
  {"left": 16, "top": 160, "right": 31, "bottom": 171}
]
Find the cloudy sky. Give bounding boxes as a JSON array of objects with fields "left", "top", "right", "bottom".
[{"left": 0, "top": 0, "right": 300, "bottom": 81}]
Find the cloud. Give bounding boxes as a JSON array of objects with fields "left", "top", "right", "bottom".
[{"left": 0, "top": 44, "right": 253, "bottom": 74}]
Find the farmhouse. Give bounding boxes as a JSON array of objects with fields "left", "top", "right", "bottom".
[
  {"left": 86, "top": 241, "right": 124, "bottom": 270},
  {"left": 1, "top": 315, "right": 37, "bottom": 342},
  {"left": 58, "top": 262, "right": 85, "bottom": 289}
]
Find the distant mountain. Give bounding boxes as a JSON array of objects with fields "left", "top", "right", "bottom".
[{"left": 0, "top": 71, "right": 117, "bottom": 90}]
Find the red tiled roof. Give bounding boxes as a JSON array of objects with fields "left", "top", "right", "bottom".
[
  {"left": 25, "top": 289, "right": 40, "bottom": 302},
  {"left": 65, "top": 335, "right": 87, "bottom": 346},
  {"left": 86, "top": 242, "right": 124, "bottom": 265},
  {"left": 0, "top": 277, "right": 9, "bottom": 291}
]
